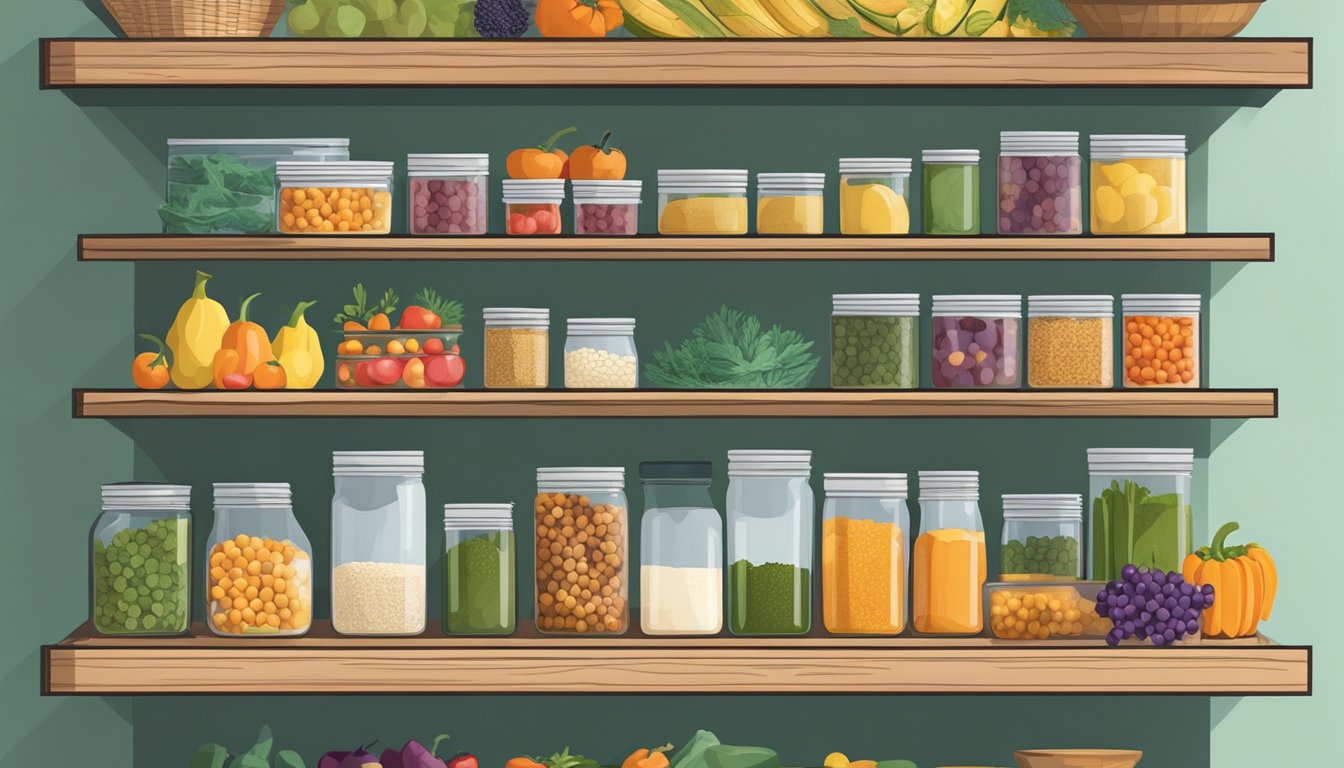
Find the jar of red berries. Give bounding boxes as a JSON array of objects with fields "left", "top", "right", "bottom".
[
  {"left": 407, "top": 154, "right": 488, "bottom": 235},
  {"left": 997, "top": 131, "right": 1081, "bottom": 235},
  {"left": 503, "top": 179, "right": 565, "bottom": 236},
  {"left": 573, "top": 180, "right": 641, "bottom": 236}
]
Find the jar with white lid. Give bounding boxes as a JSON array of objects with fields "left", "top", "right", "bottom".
[
  {"left": 1000, "top": 494, "right": 1084, "bottom": 581},
  {"left": 276, "top": 161, "right": 393, "bottom": 235},
  {"left": 331, "top": 451, "right": 426, "bottom": 637},
  {"left": 1121, "top": 294, "right": 1200, "bottom": 388},
  {"left": 573, "top": 180, "right": 641, "bottom": 235},
  {"left": 1087, "top": 448, "right": 1194, "bottom": 580},
  {"left": 1090, "top": 134, "right": 1187, "bottom": 235},
  {"left": 484, "top": 307, "right": 549, "bottom": 389},
  {"left": 91, "top": 484, "right": 191, "bottom": 636},
  {"left": 503, "top": 179, "right": 565, "bottom": 235},
  {"left": 822, "top": 473, "right": 909, "bottom": 635},
  {"left": 1027, "top": 295, "right": 1114, "bottom": 389},
  {"left": 756, "top": 172, "right": 825, "bottom": 235},
  {"left": 443, "top": 503, "right": 516, "bottom": 636},
  {"left": 564, "top": 317, "right": 637, "bottom": 389},
  {"left": 998, "top": 131, "right": 1082, "bottom": 235},
  {"left": 839, "top": 158, "right": 912, "bottom": 235},
  {"left": 931, "top": 295, "right": 1021, "bottom": 388},
  {"left": 534, "top": 467, "right": 629, "bottom": 634},
  {"left": 206, "top": 483, "right": 313, "bottom": 637},
  {"left": 658, "top": 169, "right": 749, "bottom": 235},
  {"left": 922, "top": 150, "right": 980, "bottom": 235},
  {"left": 640, "top": 461, "right": 723, "bottom": 636},
  {"left": 831, "top": 293, "right": 919, "bottom": 389},
  {"left": 727, "top": 450, "right": 814, "bottom": 636},
  {"left": 913, "top": 470, "right": 985, "bottom": 635},
  {"left": 407, "top": 153, "right": 488, "bottom": 235}
]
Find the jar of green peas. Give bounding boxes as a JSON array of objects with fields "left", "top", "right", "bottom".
[{"left": 90, "top": 484, "right": 192, "bottom": 636}]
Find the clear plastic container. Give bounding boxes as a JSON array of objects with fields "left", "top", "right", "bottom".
[
  {"left": 839, "top": 158, "right": 912, "bottom": 235},
  {"left": 483, "top": 308, "right": 549, "bottom": 389},
  {"left": 1121, "top": 294, "right": 1200, "bottom": 388},
  {"left": 831, "top": 293, "right": 919, "bottom": 389},
  {"left": 998, "top": 131, "right": 1082, "bottom": 235},
  {"left": 408, "top": 153, "right": 488, "bottom": 235},
  {"left": 1027, "top": 295, "right": 1114, "bottom": 389},
  {"left": 1090, "top": 135, "right": 1187, "bottom": 235},
  {"left": 658, "top": 170, "right": 749, "bottom": 235},
  {"left": 503, "top": 179, "right": 565, "bottom": 235},
  {"left": 564, "top": 317, "right": 637, "bottom": 389},
  {"left": 726, "top": 450, "right": 814, "bottom": 636},
  {"left": 331, "top": 451, "right": 426, "bottom": 637},
  {"left": 640, "top": 461, "right": 723, "bottom": 636},
  {"left": 931, "top": 295, "right": 1022, "bottom": 389},
  {"left": 913, "top": 471, "right": 985, "bottom": 636},
  {"left": 985, "top": 581, "right": 1110, "bottom": 640},
  {"left": 756, "top": 173, "right": 825, "bottom": 235},
  {"left": 335, "top": 327, "right": 465, "bottom": 390},
  {"left": 443, "top": 503, "right": 516, "bottom": 636},
  {"left": 922, "top": 150, "right": 980, "bottom": 235},
  {"left": 1000, "top": 494, "right": 1084, "bottom": 581},
  {"left": 206, "top": 483, "right": 313, "bottom": 637},
  {"left": 275, "top": 161, "right": 394, "bottom": 235},
  {"left": 1087, "top": 448, "right": 1194, "bottom": 581},
  {"left": 91, "top": 484, "right": 191, "bottom": 636},
  {"left": 822, "top": 473, "right": 909, "bottom": 636},
  {"left": 534, "top": 467, "right": 629, "bottom": 634},
  {"left": 573, "top": 180, "right": 641, "bottom": 235}
]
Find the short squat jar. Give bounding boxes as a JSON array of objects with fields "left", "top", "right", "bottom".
[
  {"left": 503, "top": 179, "right": 565, "bottom": 236},
  {"left": 443, "top": 503, "right": 516, "bottom": 636},
  {"left": 1027, "top": 295, "right": 1114, "bottom": 389},
  {"left": 206, "top": 483, "right": 313, "bottom": 637},
  {"left": 1000, "top": 494, "right": 1084, "bottom": 582},
  {"left": 830, "top": 293, "right": 919, "bottom": 389},
  {"left": 931, "top": 295, "right": 1022, "bottom": 389},
  {"left": 727, "top": 450, "right": 814, "bottom": 636},
  {"left": 534, "top": 467, "right": 630, "bottom": 634},
  {"left": 1121, "top": 294, "right": 1200, "bottom": 388},
  {"left": 483, "top": 307, "right": 549, "bottom": 389},
  {"left": 997, "top": 131, "right": 1082, "bottom": 235},
  {"left": 922, "top": 150, "right": 980, "bottom": 235},
  {"left": 839, "top": 158, "right": 912, "bottom": 235},
  {"left": 640, "top": 461, "right": 723, "bottom": 636},
  {"left": 658, "top": 169, "right": 749, "bottom": 235},
  {"left": 1090, "top": 134, "right": 1187, "bottom": 235},
  {"left": 276, "top": 161, "right": 394, "bottom": 235},
  {"left": 564, "top": 317, "right": 638, "bottom": 389},
  {"left": 755, "top": 173, "right": 825, "bottom": 235},
  {"left": 91, "top": 483, "right": 191, "bottom": 636},
  {"left": 407, "top": 153, "right": 488, "bottom": 235},
  {"left": 822, "top": 473, "right": 910, "bottom": 635},
  {"left": 573, "top": 180, "right": 641, "bottom": 235}
]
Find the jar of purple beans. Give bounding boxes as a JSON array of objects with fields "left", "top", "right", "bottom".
[
  {"left": 573, "top": 180, "right": 641, "bottom": 236},
  {"left": 407, "top": 153, "right": 489, "bottom": 235},
  {"left": 997, "top": 132, "right": 1081, "bottom": 235},
  {"left": 931, "top": 295, "right": 1022, "bottom": 389}
]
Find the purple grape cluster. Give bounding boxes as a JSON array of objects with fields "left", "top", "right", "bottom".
[{"left": 1096, "top": 564, "right": 1215, "bottom": 647}]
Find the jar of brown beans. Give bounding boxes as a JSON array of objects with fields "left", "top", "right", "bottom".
[{"left": 534, "top": 467, "right": 629, "bottom": 635}]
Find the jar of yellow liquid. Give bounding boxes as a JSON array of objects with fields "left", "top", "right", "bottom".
[
  {"left": 1089, "top": 135, "right": 1186, "bottom": 235},
  {"left": 914, "top": 470, "right": 986, "bottom": 635},
  {"left": 756, "top": 173, "right": 825, "bottom": 235},
  {"left": 658, "top": 169, "right": 749, "bottom": 235},
  {"left": 839, "top": 158, "right": 912, "bottom": 235}
]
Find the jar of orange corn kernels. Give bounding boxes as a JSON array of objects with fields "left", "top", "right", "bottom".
[{"left": 275, "top": 161, "right": 393, "bottom": 235}]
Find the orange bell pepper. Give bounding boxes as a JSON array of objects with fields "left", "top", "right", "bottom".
[
  {"left": 506, "top": 127, "right": 577, "bottom": 179},
  {"left": 621, "top": 745, "right": 673, "bottom": 768},
  {"left": 211, "top": 348, "right": 250, "bottom": 390},
  {"left": 1181, "top": 521, "right": 1278, "bottom": 639},
  {"left": 218, "top": 292, "right": 273, "bottom": 377}
]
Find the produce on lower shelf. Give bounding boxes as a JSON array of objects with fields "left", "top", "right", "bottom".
[
  {"left": 272, "top": 301, "right": 324, "bottom": 389},
  {"left": 644, "top": 306, "right": 819, "bottom": 388},
  {"left": 623, "top": 745, "right": 673, "bottom": 768},
  {"left": 1096, "top": 564, "right": 1212, "bottom": 646},
  {"left": 158, "top": 153, "right": 275, "bottom": 235},
  {"left": 1090, "top": 480, "right": 1192, "bottom": 580},
  {"left": 825, "top": 753, "right": 915, "bottom": 768},
  {"left": 334, "top": 285, "right": 467, "bottom": 389},
  {"left": 211, "top": 293, "right": 285, "bottom": 390},
  {"left": 93, "top": 516, "right": 189, "bottom": 635},
  {"left": 1181, "top": 522, "right": 1277, "bottom": 639},
  {"left": 191, "top": 725, "right": 306, "bottom": 768},
  {"left": 508, "top": 127, "right": 577, "bottom": 179},
  {"left": 321, "top": 734, "right": 457, "bottom": 768},
  {"left": 167, "top": 271, "right": 230, "bottom": 390},
  {"left": 130, "top": 333, "right": 171, "bottom": 390}
]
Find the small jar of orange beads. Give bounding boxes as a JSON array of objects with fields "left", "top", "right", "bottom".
[
  {"left": 275, "top": 161, "right": 394, "bottom": 235},
  {"left": 206, "top": 483, "right": 313, "bottom": 637},
  {"left": 1120, "top": 294, "right": 1200, "bottom": 388}
]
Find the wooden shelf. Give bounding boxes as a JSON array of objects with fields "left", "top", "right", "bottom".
[
  {"left": 41, "top": 39, "right": 1311, "bottom": 89},
  {"left": 73, "top": 389, "right": 1277, "bottom": 419},
  {"left": 43, "top": 621, "right": 1309, "bottom": 695},
  {"left": 79, "top": 234, "right": 1275, "bottom": 262}
]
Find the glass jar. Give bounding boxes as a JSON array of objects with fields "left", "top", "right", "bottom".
[
  {"left": 534, "top": 467, "right": 629, "bottom": 634},
  {"left": 985, "top": 581, "right": 1110, "bottom": 640},
  {"left": 658, "top": 169, "right": 749, "bottom": 235},
  {"left": 1087, "top": 448, "right": 1194, "bottom": 581},
  {"left": 335, "top": 327, "right": 466, "bottom": 390},
  {"left": 206, "top": 483, "right": 313, "bottom": 637},
  {"left": 1090, "top": 134, "right": 1187, "bottom": 235},
  {"left": 922, "top": 150, "right": 980, "bottom": 235},
  {"left": 1000, "top": 494, "right": 1084, "bottom": 581},
  {"left": 1027, "top": 295, "right": 1114, "bottom": 389},
  {"left": 91, "top": 483, "right": 191, "bottom": 636},
  {"left": 839, "top": 158, "right": 912, "bottom": 235},
  {"left": 726, "top": 450, "right": 814, "bottom": 636},
  {"left": 564, "top": 317, "right": 638, "bottom": 389},
  {"left": 913, "top": 470, "right": 985, "bottom": 636},
  {"left": 483, "top": 307, "right": 549, "bottom": 389},
  {"left": 640, "top": 461, "right": 723, "bottom": 636},
  {"left": 331, "top": 451, "right": 426, "bottom": 637},
  {"left": 443, "top": 503, "right": 516, "bottom": 636},
  {"left": 573, "top": 180, "right": 641, "bottom": 235},
  {"left": 503, "top": 179, "right": 565, "bottom": 236},
  {"left": 756, "top": 173, "right": 825, "bottom": 235},
  {"left": 275, "top": 161, "right": 393, "bottom": 235},
  {"left": 998, "top": 131, "right": 1082, "bottom": 235},
  {"left": 1121, "top": 294, "right": 1200, "bottom": 388},
  {"left": 407, "top": 153, "right": 488, "bottom": 235},
  {"left": 822, "top": 473, "right": 909, "bottom": 636},
  {"left": 830, "top": 293, "right": 919, "bottom": 389},
  {"left": 931, "top": 295, "right": 1022, "bottom": 389}
]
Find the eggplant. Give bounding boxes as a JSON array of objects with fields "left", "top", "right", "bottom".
[
  {"left": 400, "top": 740, "right": 446, "bottom": 768},
  {"left": 320, "top": 753, "right": 352, "bottom": 768},
  {"left": 381, "top": 747, "right": 407, "bottom": 768}
]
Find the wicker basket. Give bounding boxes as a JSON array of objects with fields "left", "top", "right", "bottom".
[
  {"left": 101, "top": 0, "right": 286, "bottom": 38},
  {"left": 1064, "top": 0, "right": 1263, "bottom": 37}
]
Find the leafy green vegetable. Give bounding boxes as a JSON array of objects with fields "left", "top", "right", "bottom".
[
  {"left": 333, "top": 284, "right": 399, "bottom": 328},
  {"left": 704, "top": 745, "right": 780, "bottom": 768},
  {"left": 539, "top": 747, "right": 600, "bottom": 768},
  {"left": 644, "top": 306, "right": 819, "bottom": 389},
  {"left": 189, "top": 745, "right": 230, "bottom": 768},
  {"left": 1091, "top": 479, "right": 1192, "bottom": 579},
  {"left": 188, "top": 726, "right": 305, "bottom": 768},
  {"left": 1008, "top": 0, "right": 1076, "bottom": 32},
  {"left": 158, "top": 153, "right": 276, "bottom": 234},
  {"left": 415, "top": 286, "right": 464, "bottom": 327},
  {"left": 670, "top": 730, "right": 721, "bottom": 768}
]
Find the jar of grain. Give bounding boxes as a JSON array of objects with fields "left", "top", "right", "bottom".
[
  {"left": 331, "top": 451, "right": 426, "bottom": 637},
  {"left": 206, "top": 483, "right": 313, "bottom": 637},
  {"left": 484, "top": 307, "right": 549, "bottom": 389},
  {"left": 564, "top": 318, "right": 638, "bottom": 389},
  {"left": 443, "top": 503, "right": 516, "bottom": 636},
  {"left": 534, "top": 467, "right": 629, "bottom": 635},
  {"left": 1026, "top": 295, "right": 1114, "bottom": 389},
  {"left": 1121, "top": 294, "right": 1200, "bottom": 388},
  {"left": 822, "top": 473, "right": 909, "bottom": 636}
]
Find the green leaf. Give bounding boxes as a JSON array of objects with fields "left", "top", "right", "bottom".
[
  {"left": 277, "top": 750, "right": 307, "bottom": 768},
  {"left": 826, "top": 17, "right": 866, "bottom": 37},
  {"left": 1007, "top": 0, "right": 1076, "bottom": 32},
  {"left": 644, "top": 306, "right": 819, "bottom": 389},
  {"left": 189, "top": 744, "right": 231, "bottom": 768},
  {"left": 244, "top": 725, "right": 273, "bottom": 761},
  {"left": 234, "top": 756, "right": 271, "bottom": 768}
]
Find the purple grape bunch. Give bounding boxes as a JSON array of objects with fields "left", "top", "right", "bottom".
[{"left": 1096, "top": 564, "right": 1215, "bottom": 647}]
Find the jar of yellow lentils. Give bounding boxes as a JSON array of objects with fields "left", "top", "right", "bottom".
[
  {"left": 839, "top": 158, "right": 912, "bottom": 235},
  {"left": 1089, "top": 135, "right": 1187, "bottom": 235},
  {"left": 658, "top": 170, "right": 748, "bottom": 235},
  {"left": 275, "top": 161, "right": 393, "bottom": 235},
  {"left": 483, "top": 307, "right": 549, "bottom": 389},
  {"left": 756, "top": 173, "right": 825, "bottom": 235},
  {"left": 1026, "top": 295, "right": 1114, "bottom": 389},
  {"left": 206, "top": 483, "right": 313, "bottom": 637}
]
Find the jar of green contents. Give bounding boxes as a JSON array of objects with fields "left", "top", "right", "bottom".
[
  {"left": 831, "top": 293, "right": 919, "bottom": 389},
  {"left": 727, "top": 450, "right": 814, "bottom": 635},
  {"left": 922, "top": 149, "right": 981, "bottom": 235},
  {"left": 1087, "top": 448, "right": 1194, "bottom": 581},
  {"left": 1000, "top": 494, "right": 1083, "bottom": 581},
  {"left": 443, "top": 504, "right": 516, "bottom": 636},
  {"left": 90, "top": 484, "right": 191, "bottom": 636}
]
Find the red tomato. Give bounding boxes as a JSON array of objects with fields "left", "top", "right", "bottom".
[
  {"left": 353, "top": 361, "right": 377, "bottom": 388},
  {"left": 369, "top": 357, "right": 405, "bottom": 386},
  {"left": 399, "top": 305, "right": 441, "bottom": 331},
  {"left": 425, "top": 354, "right": 466, "bottom": 387},
  {"left": 423, "top": 337, "right": 445, "bottom": 355}
]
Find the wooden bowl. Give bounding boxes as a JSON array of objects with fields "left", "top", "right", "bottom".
[
  {"left": 1014, "top": 750, "right": 1143, "bottom": 768},
  {"left": 1063, "top": 0, "right": 1263, "bottom": 37}
]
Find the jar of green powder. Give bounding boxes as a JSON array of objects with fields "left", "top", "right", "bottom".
[
  {"left": 831, "top": 293, "right": 920, "bottom": 389},
  {"left": 922, "top": 149, "right": 981, "bottom": 235},
  {"left": 90, "top": 484, "right": 192, "bottom": 636},
  {"left": 726, "top": 450, "right": 814, "bottom": 636},
  {"left": 443, "top": 503, "right": 516, "bottom": 636},
  {"left": 1000, "top": 494, "right": 1083, "bottom": 581}
]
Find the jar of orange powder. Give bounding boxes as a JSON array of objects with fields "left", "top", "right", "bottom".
[
  {"left": 205, "top": 483, "right": 313, "bottom": 637},
  {"left": 822, "top": 473, "right": 909, "bottom": 635},
  {"left": 1120, "top": 294, "right": 1200, "bottom": 388},
  {"left": 913, "top": 470, "right": 986, "bottom": 636}
]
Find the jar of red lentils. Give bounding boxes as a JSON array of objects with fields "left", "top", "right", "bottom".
[
  {"left": 275, "top": 161, "right": 394, "bottom": 235},
  {"left": 407, "top": 154, "right": 488, "bottom": 235},
  {"left": 534, "top": 467, "right": 629, "bottom": 635},
  {"left": 503, "top": 179, "right": 565, "bottom": 236},
  {"left": 1120, "top": 294, "right": 1200, "bottom": 388},
  {"left": 206, "top": 483, "right": 313, "bottom": 637},
  {"left": 572, "top": 180, "right": 641, "bottom": 235}
]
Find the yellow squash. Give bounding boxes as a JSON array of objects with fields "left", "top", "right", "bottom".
[
  {"left": 272, "top": 300, "right": 324, "bottom": 389},
  {"left": 165, "top": 270, "right": 230, "bottom": 390}
]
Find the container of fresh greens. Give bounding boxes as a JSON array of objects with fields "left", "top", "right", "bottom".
[{"left": 1086, "top": 448, "right": 1194, "bottom": 581}]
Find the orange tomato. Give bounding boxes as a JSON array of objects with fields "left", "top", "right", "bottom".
[
  {"left": 131, "top": 333, "right": 170, "bottom": 390},
  {"left": 253, "top": 360, "right": 287, "bottom": 390},
  {"left": 535, "top": 0, "right": 623, "bottom": 37},
  {"left": 569, "top": 130, "right": 627, "bottom": 181},
  {"left": 506, "top": 126, "right": 577, "bottom": 179}
]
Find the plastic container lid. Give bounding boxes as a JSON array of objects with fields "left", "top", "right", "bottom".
[
  {"left": 332, "top": 450, "right": 425, "bottom": 476},
  {"left": 832, "top": 293, "right": 920, "bottom": 317},
  {"left": 757, "top": 173, "right": 826, "bottom": 194},
  {"left": 1002, "top": 493, "right": 1083, "bottom": 519},
  {"left": 658, "top": 169, "right": 748, "bottom": 194},
  {"left": 1028, "top": 295, "right": 1114, "bottom": 318},
  {"left": 566, "top": 317, "right": 635, "bottom": 336},
  {"left": 101, "top": 483, "right": 192, "bottom": 510},
  {"left": 443, "top": 503, "right": 515, "bottom": 530},
  {"left": 275, "top": 161, "right": 394, "bottom": 185},
  {"left": 728, "top": 450, "right": 812, "bottom": 477},
  {"left": 640, "top": 461, "right": 713, "bottom": 481},
  {"left": 1000, "top": 131, "right": 1080, "bottom": 155},
  {"left": 824, "top": 473, "right": 908, "bottom": 498},
  {"left": 169, "top": 138, "right": 349, "bottom": 148},
  {"left": 1087, "top": 448, "right": 1195, "bottom": 475},
  {"left": 932, "top": 295, "right": 1022, "bottom": 318},
  {"left": 484, "top": 307, "right": 550, "bottom": 329},
  {"left": 407, "top": 154, "right": 489, "bottom": 175},
  {"left": 213, "top": 482, "right": 292, "bottom": 508},
  {"left": 923, "top": 149, "right": 981, "bottom": 164},
  {"left": 1121, "top": 294, "right": 1201, "bottom": 316},
  {"left": 537, "top": 467, "right": 626, "bottom": 491},
  {"left": 572, "top": 180, "right": 642, "bottom": 204},
  {"left": 1090, "top": 134, "right": 1187, "bottom": 159},
  {"left": 918, "top": 470, "right": 979, "bottom": 501},
  {"left": 502, "top": 179, "right": 565, "bottom": 203},
  {"left": 839, "top": 158, "right": 913, "bottom": 175}
]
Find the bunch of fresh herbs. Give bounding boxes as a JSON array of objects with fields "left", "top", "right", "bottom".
[
  {"left": 158, "top": 153, "right": 276, "bottom": 234},
  {"left": 644, "top": 306, "right": 819, "bottom": 389}
]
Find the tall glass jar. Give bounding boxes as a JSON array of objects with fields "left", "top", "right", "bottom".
[
  {"left": 998, "top": 131, "right": 1082, "bottom": 235},
  {"left": 564, "top": 318, "right": 638, "bottom": 389},
  {"left": 726, "top": 450, "right": 814, "bottom": 636},
  {"left": 1000, "top": 494, "right": 1084, "bottom": 581},
  {"left": 640, "top": 461, "right": 723, "bottom": 636},
  {"left": 331, "top": 451, "right": 426, "bottom": 637},
  {"left": 831, "top": 293, "right": 919, "bottom": 389},
  {"left": 407, "top": 153, "right": 489, "bottom": 235},
  {"left": 913, "top": 470, "right": 986, "bottom": 636},
  {"left": 91, "top": 484, "right": 191, "bottom": 636},
  {"left": 839, "top": 158, "right": 912, "bottom": 235},
  {"left": 534, "top": 467, "right": 629, "bottom": 634},
  {"left": 922, "top": 150, "right": 980, "bottom": 235},
  {"left": 1087, "top": 448, "right": 1194, "bottom": 581},
  {"left": 931, "top": 295, "right": 1022, "bottom": 389},
  {"left": 443, "top": 503, "right": 516, "bottom": 636},
  {"left": 484, "top": 308, "right": 549, "bottom": 389},
  {"left": 822, "top": 473, "right": 909, "bottom": 636},
  {"left": 206, "top": 483, "right": 313, "bottom": 637}
]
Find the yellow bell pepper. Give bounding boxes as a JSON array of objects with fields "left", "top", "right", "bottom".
[
  {"left": 272, "top": 300, "right": 323, "bottom": 389},
  {"left": 165, "top": 270, "right": 230, "bottom": 390}
]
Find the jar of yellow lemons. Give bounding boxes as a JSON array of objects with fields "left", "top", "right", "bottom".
[{"left": 1089, "top": 135, "right": 1186, "bottom": 235}]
